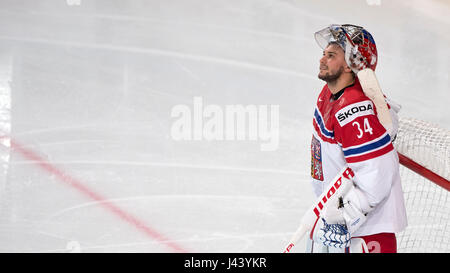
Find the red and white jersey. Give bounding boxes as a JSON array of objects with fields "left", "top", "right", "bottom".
[{"left": 310, "top": 78, "right": 407, "bottom": 237}]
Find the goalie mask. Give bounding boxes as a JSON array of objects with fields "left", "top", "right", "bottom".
[{"left": 314, "top": 24, "right": 378, "bottom": 73}]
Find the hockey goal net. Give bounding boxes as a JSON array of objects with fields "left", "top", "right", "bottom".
[{"left": 393, "top": 117, "right": 450, "bottom": 253}]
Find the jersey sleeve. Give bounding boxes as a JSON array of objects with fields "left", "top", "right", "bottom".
[
  {"left": 333, "top": 99, "right": 399, "bottom": 207},
  {"left": 334, "top": 99, "right": 393, "bottom": 163}
]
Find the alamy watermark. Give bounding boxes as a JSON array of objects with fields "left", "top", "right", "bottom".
[{"left": 170, "top": 97, "right": 279, "bottom": 151}]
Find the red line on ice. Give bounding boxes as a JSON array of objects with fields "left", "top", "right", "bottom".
[{"left": 7, "top": 138, "right": 187, "bottom": 253}]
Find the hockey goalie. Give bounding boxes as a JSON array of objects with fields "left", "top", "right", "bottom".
[{"left": 285, "top": 24, "right": 407, "bottom": 253}]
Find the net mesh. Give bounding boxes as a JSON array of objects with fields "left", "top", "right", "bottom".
[{"left": 394, "top": 117, "right": 450, "bottom": 252}]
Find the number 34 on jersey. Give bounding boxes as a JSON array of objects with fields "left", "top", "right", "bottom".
[{"left": 352, "top": 118, "right": 373, "bottom": 138}]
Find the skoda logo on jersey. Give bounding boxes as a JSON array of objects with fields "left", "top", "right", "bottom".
[
  {"left": 337, "top": 104, "right": 373, "bottom": 121},
  {"left": 335, "top": 100, "right": 374, "bottom": 126}
]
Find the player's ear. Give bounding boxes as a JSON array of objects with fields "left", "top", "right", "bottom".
[{"left": 344, "top": 63, "right": 352, "bottom": 73}]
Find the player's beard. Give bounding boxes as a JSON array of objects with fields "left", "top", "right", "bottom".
[{"left": 318, "top": 65, "right": 345, "bottom": 83}]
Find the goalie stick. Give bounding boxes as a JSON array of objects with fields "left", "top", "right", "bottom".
[
  {"left": 283, "top": 167, "right": 355, "bottom": 253},
  {"left": 357, "top": 68, "right": 393, "bottom": 136}
]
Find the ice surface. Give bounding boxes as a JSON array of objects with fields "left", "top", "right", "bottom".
[{"left": 0, "top": 0, "right": 448, "bottom": 252}]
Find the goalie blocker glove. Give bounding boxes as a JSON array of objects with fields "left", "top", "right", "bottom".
[{"left": 340, "top": 184, "right": 373, "bottom": 234}]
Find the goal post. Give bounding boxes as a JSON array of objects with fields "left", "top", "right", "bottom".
[{"left": 393, "top": 117, "right": 449, "bottom": 253}]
